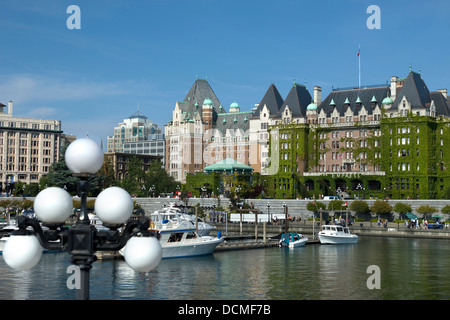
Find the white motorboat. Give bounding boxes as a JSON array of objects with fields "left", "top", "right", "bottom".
[
  {"left": 88, "top": 213, "right": 110, "bottom": 231},
  {"left": 154, "top": 205, "right": 216, "bottom": 236},
  {"left": 318, "top": 225, "right": 358, "bottom": 244},
  {"left": 120, "top": 208, "right": 223, "bottom": 259},
  {"left": 279, "top": 232, "right": 308, "bottom": 248}
]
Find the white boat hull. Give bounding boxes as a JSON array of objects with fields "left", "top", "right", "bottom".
[
  {"left": 161, "top": 237, "right": 223, "bottom": 258},
  {"left": 285, "top": 238, "right": 308, "bottom": 248},
  {"left": 318, "top": 234, "right": 358, "bottom": 244},
  {"left": 279, "top": 233, "right": 308, "bottom": 248}
]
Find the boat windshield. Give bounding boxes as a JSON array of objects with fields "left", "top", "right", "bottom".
[{"left": 336, "top": 227, "right": 343, "bottom": 232}]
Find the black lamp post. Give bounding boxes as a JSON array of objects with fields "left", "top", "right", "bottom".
[{"left": 2, "top": 138, "right": 162, "bottom": 300}]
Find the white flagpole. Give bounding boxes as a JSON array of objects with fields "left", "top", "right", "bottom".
[{"left": 358, "top": 45, "right": 361, "bottom": 89}]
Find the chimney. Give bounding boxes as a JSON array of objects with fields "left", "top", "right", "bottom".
[
  {"left": 390, "top": 76, "right": 398, "bottom": 101},
  {"left": 314, "top": 86, "right": 322, "bottom": 105},
  {"left": 8, "top": 101, "right": 13, "bottom": 116},
  {"left": 438, "top": 89, "right": 447, "bottom": 100}
]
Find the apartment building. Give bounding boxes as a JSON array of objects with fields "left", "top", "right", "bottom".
[{"left": 0, "top": 101, "right": 62, "bottom": 192}]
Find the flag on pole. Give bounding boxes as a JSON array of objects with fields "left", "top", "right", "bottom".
[
  {"left": 337, "top": 154, "right": 343, "bottom": 159},
  {"left": 358, "top": 45, "right": 361, "bottom": 88}
]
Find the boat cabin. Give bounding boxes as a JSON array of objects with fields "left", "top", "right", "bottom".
[
  {"left": 321, "top": 225, "right": 351, "bottom": 234},
  {"left": 281, "top": 233, "right": 302, "bottom": 243}
]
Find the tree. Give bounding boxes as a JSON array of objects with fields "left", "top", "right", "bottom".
[
  {"left": 120, "top": 156, "right": 147, "bottom": 196},
  {"left": 370, "top": 200, "right": 392, "bottom": 215},
  {"left": 142, "top": 160, "right": 177, "bottom": 197},
  {"left": 328, "top": 199, "right": 345, "bottom": 211},
  {"left": 306, "top": 201, "right": 326, "bottom": 212},
  {"left": 39, "top": 144, "right": 79, "bottom": 194},
  {"left": 441, "top": 205, "right": 450, "bottom": 215},
  {"left": 416, "top": 205, "right": 438, "bottom": 217},
  {"left": 97, "top": 156, "right": 117, "bottom": 190},
  {"left": 393, "top": 202, "right": 412, "bottom": 219},
  {"left": 350, "top": 200, "right": 370, "bottom": 220},
  {"left": 350, "top": 200, "right": 370, "bottom": 214}
]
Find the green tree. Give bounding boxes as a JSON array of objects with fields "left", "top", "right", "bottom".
[
  {"left": 441, "top": 205, "right": 450, "bottom": 215},
  {"left": 39, "top": 145, "right": 79, "bottom": 194},
  {"left": 120, "top": 156, "right": 146, "bottom": 196},
  {"left": 97, "top": 156, "right": 117, "bottom": 190},
  {"left": 370, "top": 200, "right": 393, "bottom": 215},
  {"left": 350, "top": 200, "right": 371, "bottom": 220},
  {"left": 393, "top": 202, "right": 412, "bottom": 219},
  {"left": 328, "top": 199, "right": 345, "bottom": 211},
  {"left": 142, "top": 160, "right": 177, "bottom": 197},
  {"left": 306, "top": 201, "right": 326, "bottom": 212},
  {"left": 350, "top": 200, "right": 370, "bottom": 214},
  {"left": 416, "top": 205, "right": 438, "bottom": 217}
]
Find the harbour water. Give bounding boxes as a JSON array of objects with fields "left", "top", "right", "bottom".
[{"left": 0, "top": 236, "right": 449, "bottom": 300}]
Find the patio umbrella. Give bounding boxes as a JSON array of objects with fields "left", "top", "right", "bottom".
[
  {"left": 406, "top": 212, "right": 417, "bottom": 220},
  {"left": 432, "top": 215, "right": 443, "bottom": 220}
]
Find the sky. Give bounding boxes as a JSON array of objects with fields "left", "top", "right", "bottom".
[{"left": 0, "top": 0, "right": 449, "bottom": 147}]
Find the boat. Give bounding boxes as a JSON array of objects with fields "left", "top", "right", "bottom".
[
  {"left": 279, "top": 232, "right": 308, "bottom": 248},
  {"left": 154, "top": 205, "right": 216, "bottom": 236},
  {"left": 120, "top": 208, "right": 223, "bottom": 259},
  {"left": 318, "top": 225, "right": 358, "bottom": 244},
  {"left": 88, "top": 213, "right": 110, "bottom": 231}
]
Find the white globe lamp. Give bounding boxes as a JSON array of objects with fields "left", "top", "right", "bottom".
[
  {"left": 95, "top": 187, "right": 134, "bottom": 225},
  {"left": 65, "top": 138, "right": 104, "bottom": 174},
  {"left": 34, "top": 187, "right": 73, "bottom": 224},
  {"left": 3, "top": 235, "right": 43, "bottom": 271},
  {"left": 124, "top": 236, "right": 162, "bottom": 272}
]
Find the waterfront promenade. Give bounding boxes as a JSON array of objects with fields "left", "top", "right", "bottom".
[
  {"left": 133, "top": 197, "right": 450, "bottom": 221},
  {"left": 210, "top": 219, "right": 450, "bottom": 241}
]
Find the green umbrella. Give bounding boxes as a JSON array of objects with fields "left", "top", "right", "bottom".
[
  {"left": 432, "top": 215, "right": 443, "bottom": 219},
  {"left": 406, "top": 212, "right": 417, "bottom": 220}
]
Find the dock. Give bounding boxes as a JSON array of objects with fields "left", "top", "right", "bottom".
[{"left": 95, "top": 235, "right": 319, "bottom": 260}]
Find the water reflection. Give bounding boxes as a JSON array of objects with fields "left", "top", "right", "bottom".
[{"left": 1, "top": 237, "right": 450, "bottom": 300}]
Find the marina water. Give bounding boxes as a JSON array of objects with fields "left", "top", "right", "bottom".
[{"left": 0, "top": 236, "right": 449, "bottom": 300}]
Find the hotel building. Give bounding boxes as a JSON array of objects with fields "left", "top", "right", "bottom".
[{"left": 0, "top": 101, "right": 62, "bottom": 192}]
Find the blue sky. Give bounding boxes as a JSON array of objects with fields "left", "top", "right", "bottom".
[{"left": 0, "top": 0, "right": 449, "bottom": 146}]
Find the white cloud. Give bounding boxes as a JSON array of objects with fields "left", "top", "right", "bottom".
[
  {"left": 0, "top": 73, "right": 138, "bottom": 104},
  {"left": 22, "top": 106, "right": 61, "bottom": 119}
]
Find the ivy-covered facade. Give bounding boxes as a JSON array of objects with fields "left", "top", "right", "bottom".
[{"left": 265, "top": 71, "right": 450, "bottom": 199}]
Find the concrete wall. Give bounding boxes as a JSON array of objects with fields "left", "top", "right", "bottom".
[{"left": 134, "top": 197, "right": 450, "bottom": 220}]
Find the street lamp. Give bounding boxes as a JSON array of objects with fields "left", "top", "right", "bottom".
[
  {"left": 2, "top": 138, "right": 162, "bottom": 300},
  {"left": 356, "top": 183, "right": 363, "bottom": 199},
  {"left": 267, "top": 202, "right": 271, "bottom": 223}
]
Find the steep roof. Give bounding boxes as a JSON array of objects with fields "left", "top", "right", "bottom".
[
  {"left": 430, "top": 91, "right": 450, "bottom": 116},
  {"left": 278, "top": 83, "right": 312, "bottom": 118},
  {"left": 179, "top": 79, "right": 222, "bottom": 123},
  {"left": 393, "top": 72, "right": 431, "bottom": 110},
  {"left": 252, "top": 84, "right": 284, "bottom": 118},
  {"left": 319, "top": 86, "right": 390, "bottom": 116}
]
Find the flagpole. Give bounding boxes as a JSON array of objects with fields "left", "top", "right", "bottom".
[{"left": 358, "top": 45, "right": 361, "bottom": 89}]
